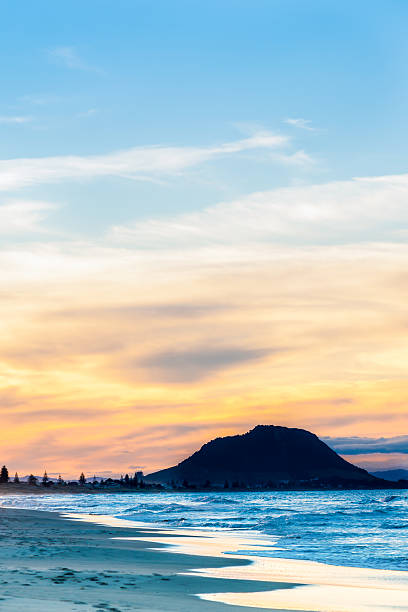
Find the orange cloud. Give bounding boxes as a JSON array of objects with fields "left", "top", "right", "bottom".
[{"left": 0, "top": 237, "right": 407, "bottom": 477}]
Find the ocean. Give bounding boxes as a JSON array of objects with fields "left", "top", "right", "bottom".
[{"left": 1, "top": 489, "right": 408, "bottom": 572}]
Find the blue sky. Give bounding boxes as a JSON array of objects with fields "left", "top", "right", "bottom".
[{"left": 2, "top": 0, "right": 408, "bottom": 234}]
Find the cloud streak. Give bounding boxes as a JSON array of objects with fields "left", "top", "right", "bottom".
[
  {"left": 0, "top": 200, "right": 57, "bottom": 234},
  {"left": 49, "top": 46, "right": 103, "bottom": 73},
  {"left": 0, "top": 132, "right": 288, "bottom": 191},
  {"left": 112, "top": 173, "right": 408, "bottom": 247},
  {"left": 139, "top": 346, "right": 272, "bottom": 382},
  {"left": 323, "top": 435, "right": 408, "bottom": 455},
  {"left": 0, "top": 116, "right": 32, "bottom": 124},
  {"left": 284, "top": 117, "right": 317, "bottom": 131}
]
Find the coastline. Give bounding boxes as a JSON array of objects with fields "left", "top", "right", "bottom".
[
  {"left": 86, "top": 515, "right": 408, "bottom": 611},
  {"left": 0, "top": 478, "right": 406, "bottom": 496},
  {"left": 1, "top": 506, "right": 408, "bottom": 611},
  {"left": 0, "top": 506, "right": 290, "bottom": 611}
]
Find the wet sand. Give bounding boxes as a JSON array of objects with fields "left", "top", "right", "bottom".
[
  {"left": 0, "top": 507, "right": 291, "bottom": 611},
  {"left": 2, "top": 506, "right": 408, "bottom": 611}
]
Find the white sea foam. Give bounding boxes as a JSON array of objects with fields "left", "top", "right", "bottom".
[
  {"left": 1, "top": 489, "right": 408, "bottom": 571},
  {"left": 2, "top": 493, "right": 408, "bottom": 611}
]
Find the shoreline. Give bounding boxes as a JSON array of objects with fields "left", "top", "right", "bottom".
[
  {"left": 0, "top": 506, "right": 290, "bottom": 611},
  {"left": 0, "top": 480, "right": 407, "bottom": 496},
  {"left": 1, "top": 506, "right": 408, "bottom": 611},
  {"left": 72, "top": 513, "right": 408, "bottom": 611}
]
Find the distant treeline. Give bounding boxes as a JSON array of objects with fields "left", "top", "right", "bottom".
[{"left": 0, "top": 466, "right": 161, "bottom": 490}]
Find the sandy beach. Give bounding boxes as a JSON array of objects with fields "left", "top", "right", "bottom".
[
  {"left": 2, "top": 503, "right": 408, "bottom": 611},
  {"left": 0, "top": 507, "right": 291, "bottom": 612}
]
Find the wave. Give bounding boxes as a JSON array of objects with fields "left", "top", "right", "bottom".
[
  {"left": 382, "top": 494, "right": 401, "bottom": 503},
  {"left": 1, "top": 489, "right": 408, "bottom": 572}
]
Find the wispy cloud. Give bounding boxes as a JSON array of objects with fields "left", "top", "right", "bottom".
[
  {"left": 1, "top": 232, "right": 408, "bottom": 473},
  {"left": 284, "top": 118, "right": 317, "bottom": 131},
  {"left": 49, "top": 46, "right": 103, "bottom": 74},
  {"left": 111, "top": 173, "right": 408, "bottom": 247},
  {"left": 0, "top": 200, "right": 57, "bottom": 234},
  {"left": 324, "top": 435, "right": 408, "bottom": 455},
  {"left": 0, "top": 116, "right": 32, "bottom": 124},
  {"left": 0, "top": 132, "right": 289, "bottom": 191},
  {"left": 77, "top": 108, "right": 98, "bottom": 118},
  {"left": 270, "top": 149, "right": 315, "bottom": 166},
  {"left": 139, "top": 346, "right": 272, "bottom": 382}
]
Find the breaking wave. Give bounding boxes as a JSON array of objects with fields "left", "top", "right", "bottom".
[{"left": 1, "top": 489, "right": 408, "bottom": 571}]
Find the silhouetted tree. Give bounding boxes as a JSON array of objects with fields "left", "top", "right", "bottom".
[
  {"left": 28, "top": 474, "right": 37, "bottom": 486},
  {"left": 0, "top": 466, "right": 9, "bottom": 483},
  {"left": 224, "top": 480, "right": 229, "bottom": 489},
  {"left": 133, "top": 472, "right": 139, "bottom": 488},
  {"left": 14, "top": 472, "right": 20, "bottom": 484},
  {"left": 79, "top": 472, "right": 86, "bottom": 485},
  {"left": 182, "top": 479, "right": 189, "bottom": 488},
  {"left": 124, "top": 474, "right": 130, "bottom": 486},
  {"left": 42, "top": 470, "right": 49, "bottom": 486}
]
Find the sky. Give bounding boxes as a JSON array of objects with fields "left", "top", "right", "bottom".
[{"left": 1, "top": 0, "right": 408, "bottom": 477}]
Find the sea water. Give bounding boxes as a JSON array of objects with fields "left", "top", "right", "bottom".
[{"left": 1, "top": 489, "right": 407, "bottom": 572}]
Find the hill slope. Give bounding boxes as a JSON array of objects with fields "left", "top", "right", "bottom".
[{"left": 146, "top": 425, "right": 376, "bottom": 486}]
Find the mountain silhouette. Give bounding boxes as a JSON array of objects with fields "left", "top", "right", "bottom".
[{"left": 146, "top": 425, "right": 376, "bottom": 486}]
